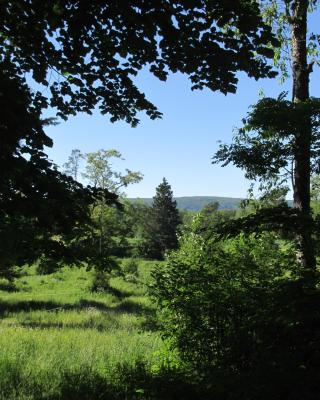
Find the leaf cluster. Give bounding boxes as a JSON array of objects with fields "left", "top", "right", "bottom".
[
  {"left": 213, "top": 95, "right": 320, "bottom": 187},
  {"left": 0, "top": 67, "right": 119, "bottom": 273},
  {"left": 1, "top": 0, "right": 278, "bottom": 125},
  {"left": 82, "top": 149, "right": 143, "bottom": 194}
]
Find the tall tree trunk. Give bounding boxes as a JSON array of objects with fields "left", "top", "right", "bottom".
[{"left": 291, "top": 0, "right": 316, "bottom": 285}]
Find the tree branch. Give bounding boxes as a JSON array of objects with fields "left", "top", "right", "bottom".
[{"left": 284, "top": 0, "right": 294, "bottom": 24}]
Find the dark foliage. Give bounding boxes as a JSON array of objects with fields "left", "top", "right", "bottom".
[
  {"left": 213, "top": 93, "right": 320, "bottom": 284},
  {"left": 213, "top": 94, "right": 320, "bottom": 187},
  {"left": 1, "top": 0, "right": 278, "bottom": 125},
  {"left": 152, "top": 218, "right": 320, "bottom": 399},
  {"left": 0, "top": 67, "right": 119, "bottom": 274}
]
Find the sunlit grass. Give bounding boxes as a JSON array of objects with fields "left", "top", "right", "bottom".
[{"left": 0, "top": 261, "right": 185, "bottom": 399}]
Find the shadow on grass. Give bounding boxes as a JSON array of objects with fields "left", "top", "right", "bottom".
[
  {"left": 2, "top": 360, "right": 319, "bottom": 400},
  {"left": 0, "top": 297, "right": 155, "bottom": 313},
  {"left": 0, "top": 281, "right": 19, "bottom": 292},
  {"left": 5, "top": 363, "right": 202, "bottom": 400},
  {"left": 78, "top": 299, "right": 112, "bottom": 311},
  {"left": 104, "top": 285, "right": 132, "bottom": 299},
  {"left": 57, "top": 366, "right": 202, "bottom": 400},
  {"left": 113, "top": 299, "right": 153, "bottom": 314},
  {"left": 0, "top": 299, "right": 61, "bottom": 315},
  {"left": 92, "top": 282, "right": 144, "bottom": 300},
  {"left": 0, "top": 298, "right": 159, "bottom": 331}
]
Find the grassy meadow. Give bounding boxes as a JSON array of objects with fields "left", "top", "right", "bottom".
[{"left": 0, "top": 261, "right": 196, "bottom": 400}]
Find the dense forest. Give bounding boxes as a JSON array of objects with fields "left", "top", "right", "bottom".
[{"left": 1, "top": 1, "right": 320, "bottom": 399}]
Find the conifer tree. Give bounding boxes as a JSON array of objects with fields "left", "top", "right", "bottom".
[{"left": 145, "top": 178, "right": 181, "bottom": 259}]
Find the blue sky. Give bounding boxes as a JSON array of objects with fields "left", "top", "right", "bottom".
[{"left": 45, "top": 15, "right": 320, "bottom": 199}]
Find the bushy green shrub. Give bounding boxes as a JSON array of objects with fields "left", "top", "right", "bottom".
[
  {"left": 90, "top": 270, "right": 111, "bottom": 292},
  {"left": 120, "top": 258, "right": 139, "bottom": 283},
  {"left": 151, "top": 216, "right": 320, "bottom": 398},
  {"left": 121, "top": 258, "right": 139, "bottom": 276}
]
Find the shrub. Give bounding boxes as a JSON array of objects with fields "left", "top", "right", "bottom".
[
  {"left": 121, "top": 258, "right": 139, "bottom": 276},
  {"left": 150, "top": 216, "right": 320, "bottom": 399},
  {"left": 90, "top": 270, "right": 111, "bottom": 292}
]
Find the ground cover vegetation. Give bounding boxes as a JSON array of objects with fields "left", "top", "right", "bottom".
[
  {"left": 0, "top": 261, "right": 189, "bottom": 400},
  {"left": 2, "top": 0, "right": 320, "bottom": 399},
  {"left": 3, "top": 197, "right": 320, "bottom": 399}
]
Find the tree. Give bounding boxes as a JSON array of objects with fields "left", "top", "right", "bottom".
[
  {"left": 214, "top": 0, "right": 320, "bottom": 288},
  {"left": 82, "top": 149, "right": 143, "bottom": 194},
  {"left": 72, "top": 149, "right": 142, "bottom": 267},
  {"left": 83, "top": 148, "right": 143, "bottom": 260},
  {"left": 151, "top": 4, "right": 320, "bottom": 396},
  {"left": 1, "top": 1, "right": 278, "bottom": 273},
  {"left": 0, "top": 69, "right": 119, "bottom": 275},
  {"left": 144, "top": 178, "right": 181, "bottom": 259},
  {"left": 63, "top": 149, "right": 83, "bottom": 181},
  {"left": 290, "top": 0, "right": 316, "bottom": 281}
]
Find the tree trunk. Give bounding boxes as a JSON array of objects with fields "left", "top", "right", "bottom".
[{"left": 291, "top": 0, "right": 316, "bottom": 285}]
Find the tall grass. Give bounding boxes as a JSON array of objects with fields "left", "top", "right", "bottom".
[{"left": 0, "top": 262, "right": 197, "bottom": 400}]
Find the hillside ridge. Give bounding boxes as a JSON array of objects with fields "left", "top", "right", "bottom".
[{"left": 127, "top": 196, "right": 243, "bottom": 211}]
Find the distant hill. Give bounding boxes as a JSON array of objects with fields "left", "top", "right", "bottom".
[{"left": 127, "top": 196, "right": 243, "bottom": 211}]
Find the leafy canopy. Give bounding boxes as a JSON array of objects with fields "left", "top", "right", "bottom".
[
  {"left": 1, "top": 0, "right": 278, "bottom": 125},
  {"left": 213, "top": 94, "right": 320, "bottom": 191}
]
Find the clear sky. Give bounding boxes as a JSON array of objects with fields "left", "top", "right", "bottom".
[{"left": 44, "top": 15, "right": 320, "bottom": 199}]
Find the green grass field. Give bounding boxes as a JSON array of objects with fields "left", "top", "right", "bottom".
[{"left": 0, "top": 261, "right": 195, "bottom": 400}]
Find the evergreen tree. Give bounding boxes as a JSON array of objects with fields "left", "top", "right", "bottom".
[{"left": 145, "top": 179, "right": 181, "bottom": 259}]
